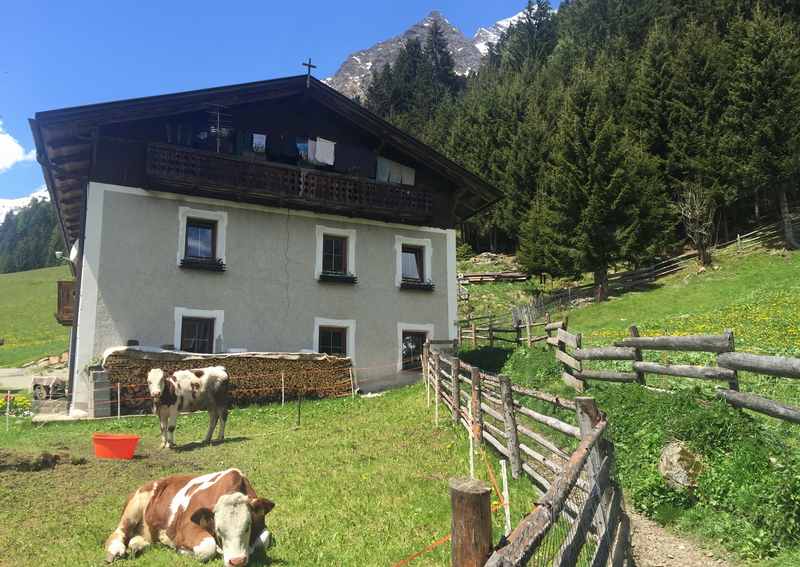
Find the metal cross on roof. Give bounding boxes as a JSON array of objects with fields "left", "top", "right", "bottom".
[{"left": 302, "top": 58, "right": 317, "bottom": 88}]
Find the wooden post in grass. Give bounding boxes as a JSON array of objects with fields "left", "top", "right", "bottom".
[
  {"left": 526, "top": 313, "right": 532, "bottom": 348},
  {"left": 349, "top": 368, "right": 356, "bottom": 399},
  {"left": 515, "top": 322, "right": 522, "bottom": 346},
  {"left": 470, "top": 367, "right": 483, "bottom": 446},
  {"left": 424, "top": 342, "right": 430, "bottom": 407},
  {"left": 471, "top": 320, "right": 477, "bottom": 348},
  {"left": 721, "top": 330, "right": 739, "bottom": 391},
  {"left": 499, "top": 374, "right": 522, "bottom": 479},
  {"left": 281, "top": 371, "right": 286, "bottom": 406},
  {"left": 452, "top": 357, "right": 461, "bottom": 426},
  {"left": 295, "top": 390, "right": 302, "bottom": 428},
  {"left": 575, "top": 397, "right": 608, "bottom": 532},
  {"left": 117, "top": 383, "right": 121, "bottom": 419},
  {"left": 629, "top": 325, "right": 646, "bottom": 386},
  {"left": 488, "top": 318, "right": 495, "bottom": 348},
  {"left": 450, "top": 478, "right": 492, "bottom": 567}
]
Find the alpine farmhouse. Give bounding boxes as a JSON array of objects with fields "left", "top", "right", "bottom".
[{"left": 30, "top": 75, "right": 500, "bottom": 416}]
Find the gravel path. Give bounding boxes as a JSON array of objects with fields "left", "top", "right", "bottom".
[{"left": 629, "top": 511, "right": 735, "bottom": 567}]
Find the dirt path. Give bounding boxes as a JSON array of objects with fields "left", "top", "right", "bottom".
[{"left": 629, "top": 511, "right": 736, "bottom": 567}]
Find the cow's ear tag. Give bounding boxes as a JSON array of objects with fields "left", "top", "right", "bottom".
[
  {"left": 191, "top": 508, "right": 215, "bottom": 530},
  {"left": 249, "top": 498, "right": 275, "bottom": 515}
]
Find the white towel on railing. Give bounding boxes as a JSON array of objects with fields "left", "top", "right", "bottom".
[{"left": 314, "top": 137, "right": 335, "bottom": 165}]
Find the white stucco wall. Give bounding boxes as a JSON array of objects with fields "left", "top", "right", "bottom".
[{"left": 70, "top": 182, "right": 457, "bottom": 413}]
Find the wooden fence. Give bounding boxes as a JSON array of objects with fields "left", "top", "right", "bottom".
[
  {"left": 509, "top": 213, "right": 800, "bottom": 324},
  {"left": 423, "top": 344, "right": 631, "bottom": 566},
  {"left": 459, "top": 272, "right": 531, "bottom": 285},
  {"left": 546, "top": 321, "right": 800, "bottom": 425},
  {"left": 458, "top": 314, "right": 552, "bottom": 349}
]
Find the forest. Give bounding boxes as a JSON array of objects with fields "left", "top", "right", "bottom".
[
  {"left": 365, "top": 0, "right": 800, "bottom": 298},
  {"left": 0, "top": 197, "right": 62, "bottom": 274}
]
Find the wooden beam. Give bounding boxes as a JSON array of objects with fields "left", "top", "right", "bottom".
[
  {"left": 614, "top": 333, "right": 734, "bottom": 353},
  {"left": 575, "top": 369, "right": 639, "bottom": 383},
  {"left": 632, "top": 361, "right": 735, "bottom": 381},
  {"left": 574, "top": 346, "right": 637, "bottom": 361},
  {"left": 717, "top": 352, "right": 800, "bottom": 379},
  {"left": 716, "top": 389, "right": 800, "bottom": 423}
]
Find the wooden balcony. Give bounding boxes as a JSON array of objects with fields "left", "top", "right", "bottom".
[
  {"left": 146, "top": 143, "right": 435, "bottom": 222},
  {"left": 55, "top": 280, "right": 75, "bottom": 326}
]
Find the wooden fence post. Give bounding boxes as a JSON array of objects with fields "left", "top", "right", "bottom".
[
  {"left": 575, "top": 397, "right": 609, "bottom": 532},
  {"left": 450, "top": 478, "right": 492, "bottom": 567},
  {"left": 499, "top": 374, "right": 522, "bottom": 479},
  {"left": 470, "top": 367, "right": 483, "bottom": 445},
  {"left": 515, "top": 322, "right": 522, "bottom": 346},
  {"left": 488, "top": 318, "right": 495, "bottom": 348},
  {"left": 629, "top": 325, "right": 646, "bottom": 386},
  {"left": 471, "top": 320, "right": 477, "bottom": 348},
  {"left": 544, "top": 312, "right": 552, "bottom": 344},
  {"left": 526, "top": 312, "right": 533, "bottom": 348},
  {"left": 452, "top": 357, "right": 461, "bottom": 426},
  {"left": 722, "top": 330, "right": 739, "bottom": 391}
]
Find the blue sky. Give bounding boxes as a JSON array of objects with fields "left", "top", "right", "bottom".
[{"left": 0, "top": 0, "right": 555, "bottom": 200}]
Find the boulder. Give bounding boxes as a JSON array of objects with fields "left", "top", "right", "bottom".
[{"left": 658, "top": 441, "right": 703, "bottom": 491}]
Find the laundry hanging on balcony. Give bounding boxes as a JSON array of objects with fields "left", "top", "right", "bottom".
[{"left": 312, "top": 137, "right": 336, "bottom": 166}]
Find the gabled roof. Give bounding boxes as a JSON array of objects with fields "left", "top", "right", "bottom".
[{"left": 30, "top": 75, "right": 502, "bottom": 246}]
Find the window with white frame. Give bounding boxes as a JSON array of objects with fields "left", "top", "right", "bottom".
[
  {"left": 313, "top": 317, "right": 355, "bottom": 361},
  {"left": 177, "top": 207, "right": 227, "bottom": 271},
  {"left": 315, "top": 225, "right": 357, "bottom": 283},
  {"left": 174, "top": 307, "right": 224, "bottom": 353},
  {"left": 395, "top": 235, "right": 433, "bottom": 290}
]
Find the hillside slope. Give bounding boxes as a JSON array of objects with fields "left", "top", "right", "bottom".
[{"left": 0, "top": 266, "right": 71, "bottom": 367}]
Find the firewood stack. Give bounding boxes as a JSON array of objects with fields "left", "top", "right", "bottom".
[{"left": 102, "top": 348, "right": 352, "bottom": 414}]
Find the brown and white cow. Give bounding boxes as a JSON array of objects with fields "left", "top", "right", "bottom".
[
  {"left": 147, "top": 366, "right": 231, "bottom": 448},
  {"left": 105, "top": 468, "right": 274, "bottom": 566}
]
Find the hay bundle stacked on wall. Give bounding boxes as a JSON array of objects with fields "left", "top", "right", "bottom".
[{"left": 102, "top": 348, "right": 352, "bottom": 414}]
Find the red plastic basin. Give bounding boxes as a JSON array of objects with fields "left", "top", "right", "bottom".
[{"left": 92, "top": 433, "right": 140, "bottom": 460}]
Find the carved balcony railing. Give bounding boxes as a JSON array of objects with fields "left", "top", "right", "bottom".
[
  {"left": 146, "top": 143, "right": 434, "bottom": 220},
  {"left": 55, "top": 280, "right": 75, "bottom": 326}
]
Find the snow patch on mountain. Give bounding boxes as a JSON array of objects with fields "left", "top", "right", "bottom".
[{"left": 473, "top": 10, "right": 527, "bottom": 55}]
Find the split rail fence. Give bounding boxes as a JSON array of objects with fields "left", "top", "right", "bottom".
[
  {"left": 458, "top": 314, "right": 553, "bottom": 350},
  {"left": 423, "top": 342, "right": 631, "bottom": 567},
  {"left": 545, "top": 321, "right": 800, "bottom": 425}
]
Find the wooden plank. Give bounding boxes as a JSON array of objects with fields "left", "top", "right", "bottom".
[
  {"left": 717, "top": 352, "right": 800, "bottom": 379},
  {"left": 481, "top": 402, "right": 505, "bottom": 423},
  {"left": 545, "top": 320, "right": 566, "bottom": 331},
  {"left": 614, "top": 334, "right": 734, "bottom": 353},
  {"left": 574, "top": 346, "right": 637, "bottom": 361},
  {"left": 546, "top": 336, "right": 560, "bottom": 347},
  {"left": 483, "top": 419, "right": 507, "bottom": 440},
  {"left": 590, "top": 486, "right": 622, "bottom": 567},
  {"left": 483, "top": 429, "right": 509, "bottom": 456},
  {"left": 611, "top": 512, "right": 631, "bottom": 567},
  {"left": 575, "top": 369, "right": 639, "bottom": 383},
  {"left": 512, "top": 385, "right": 577, "bottom": 410},
  {"left": 632, "top": 361, "right": 735, "bottom": 381},
  {"left": 500, "top": 374, "right": 523, "bottom": 479},
  {"left": 629, "top": 325, "right": 646, "bottom": 386},
  {"left": 521, "top": 462, "right": 551, "bottom": 495},
  {"left": 516, "top": 423, "right": 571, "bottom": 461},
  {"left": 557, "top": 328, "right": 580, "bottom": 349},
  {"left": 519, "top": 442, "right": 564, "bottom": 476},
  {"left": 716, "top": 389, "right": 800, "bottom": 424},
  {"left": 555, "top": 348, "right": 582, "bottom": 372},
  {"left": 450, "top": 478, "right": 493, "bottom": 567},
  {"left": 515, "top": 404, "right": 581, "bottom": 438},
  {"left": 562, "top": 371, "right": 586, "bottom": 392}
]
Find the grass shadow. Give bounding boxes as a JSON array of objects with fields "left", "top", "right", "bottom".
[
  {"left": 174, "top": 436, "right": 250, "bottom": 453},
  {"left": 458, "top": 347, "right": 514, "bottom": 373}
]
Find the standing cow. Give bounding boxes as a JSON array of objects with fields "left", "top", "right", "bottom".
[
  {"left": 147, "top": 366, "right": 231, "bottom": 448},
  {"left": 105, "top": 468, "right": 275, "bottom": 566}
]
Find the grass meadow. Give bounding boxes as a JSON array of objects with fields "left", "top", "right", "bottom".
[
  {"left": 0, "top": 385, "right": 538, "bottom": 567},
  {"left": 461, "top": 247, "right": 800, "bottom": 564},
  {"left": 0, "top": 265, "right": 71, "bottom": 367}
]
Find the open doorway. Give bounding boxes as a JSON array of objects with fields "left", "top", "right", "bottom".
[{"left": 401, "top": 331, "right": 428, "bottom": 370}]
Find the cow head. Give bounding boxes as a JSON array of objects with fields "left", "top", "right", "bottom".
[
  {"left": 191, "top": 493, "right": 275, "bottom": 566},
  {"left": 146, "top": 369, "right": 166, "bottom": 403}
]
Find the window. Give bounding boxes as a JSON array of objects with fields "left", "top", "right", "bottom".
[
  {"left": 402, "top": 331, "right": 427, "bottom": 370},
  {"left": 401, "top": 245, "right": 424, "bottom": 282},
  {"left": 395, "top": 236, "right": 434, "bottom": 291},
  {"left": 185, "top": 218, "right": 217, "bottom": 260},
  {"left": 180, "top": 317, "right": 215, "bottom": 353},
  {"left": 315, "top": 225, "right": 357, "bottom": 283},
  {"left": 322, "top": 235, "right": 348, "bottom": 274},
  {"left": 396, "top": 323, "right": 434, "bottom": 372},
  {"left": 313, "top": 317, "right": 355, "bottom": 362},
  {"left": 318, "top": 326, "right": 347, "bottom": 356},
  {"left": 177, "top": 207, "right": 227, "bottom": 272}
]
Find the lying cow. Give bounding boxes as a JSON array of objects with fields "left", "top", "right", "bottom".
[
  {"left": 105, "top": 468, "right": 274, "bottom": 566},
  {"left": 147, "top": 366, "right": 231, "bottom": 448}
]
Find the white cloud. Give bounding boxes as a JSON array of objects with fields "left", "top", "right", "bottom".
[{"left": 0, "top": 120, "right": 36, "bottom": 173}]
